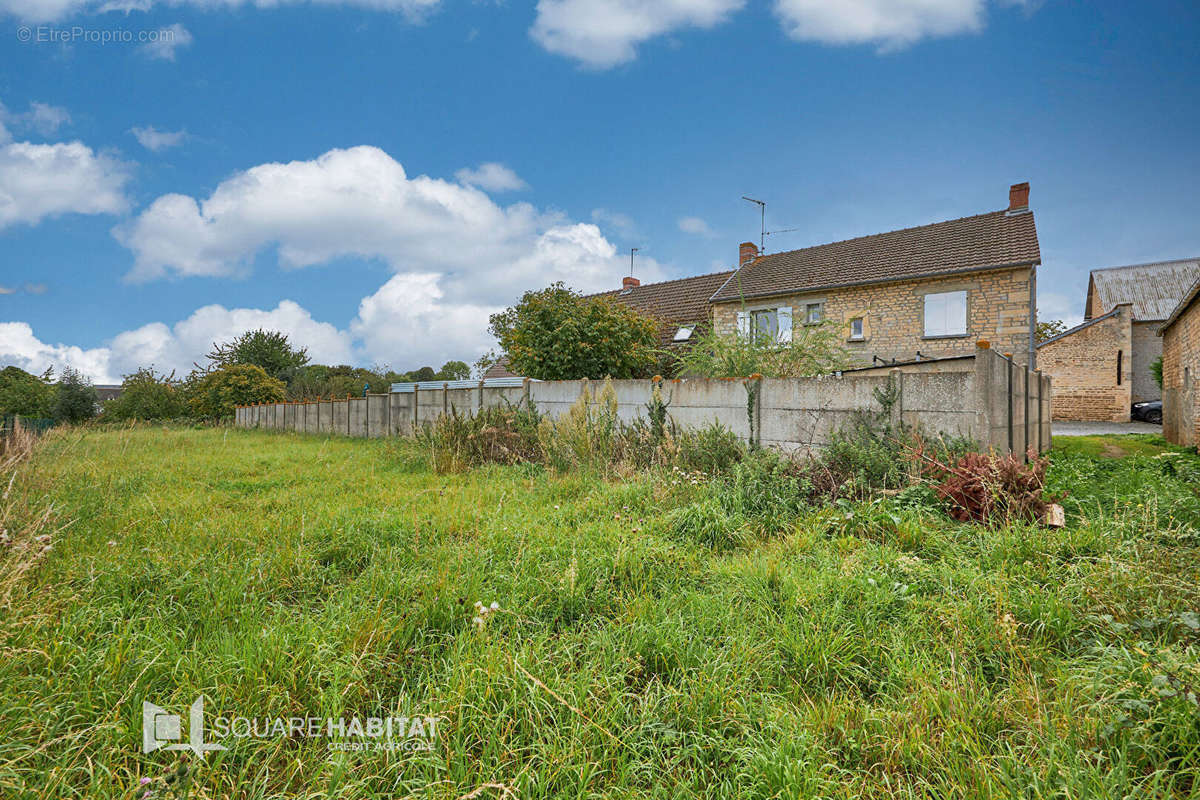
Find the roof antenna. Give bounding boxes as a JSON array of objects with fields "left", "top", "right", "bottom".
[
  {"left": 742, "top": 196, "right": 765, "bottom": 253},
  {"left": 630, "top": 247, "right": 639, "bottom": 277}
]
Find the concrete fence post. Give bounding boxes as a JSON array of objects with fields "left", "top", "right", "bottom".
[
  {"left": 522, "top": 377, "right": 531, "bottom": 410},
  {"left": 888, "top": 368, "right": 904, "bottom": 430},
  {"left": 973, "top": 343, "right": 994, "bottom": 450},
  {"left": 442, "top": 382, "right": 449, "bottom": 420},
  {"left": 478, "top": 379, "right": 485, "bottom": 411}
]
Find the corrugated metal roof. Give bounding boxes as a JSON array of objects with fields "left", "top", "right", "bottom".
[{"left": 1088, "top": 258, "right": 1200, "bottom": 321}]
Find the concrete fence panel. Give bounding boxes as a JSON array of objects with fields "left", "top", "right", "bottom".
[{"left": 235, "top": 346, "right": 1050, "bottom": 456}]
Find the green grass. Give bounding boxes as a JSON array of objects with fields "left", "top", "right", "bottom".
[
  {"left": 1051, "top": 433, "right": 1180, "bottom": 459},
  {"left": 2, "top": 427, "right": 1199, "bottom": 799}
]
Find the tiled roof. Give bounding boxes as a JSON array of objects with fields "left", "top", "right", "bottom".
[
  {"left": 709, "top": 209, "right": 1040, "bottom": 303},
  {"left": 482, "top": 357, "right": 518, "bottom": 380},
  {"left": 1087, "top": 258, "right": 1200, "bottom": 321},
  {"left": 591, "top": 270, "right": 735, "bottom": 346}
]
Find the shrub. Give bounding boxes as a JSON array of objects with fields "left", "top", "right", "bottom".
[
  {"left": 417, "top": 403, "right": 542, "bottom": 473},
  {"left": 672, "top": 322, "right": 851, "bottom": 378},
  {"left": 537, "top": 379, "right": 624, "bottom": 472},
  {"left": 52, "top": 367, "right": 98, "bottom": 424},
  {"left": 0, "top": 366, "right": 54, "bottom": 418},
  {"left": 917, "top": 448, "right": 1051, "bottom": 525},
  {"left": 102, "top": 368, "right": 187, "bottom": 421},
  {"left": 675, "top": 422, "right": 746, "bottom": 475},
  {"left": 186, "top": 364, "right": 286, "bottom": 420},
  {"left": 488, "top": 283, "right": 660, "bottom": 380}
]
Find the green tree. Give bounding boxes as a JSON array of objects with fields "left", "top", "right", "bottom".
[
  {"left": 488, "top": 283, "right": 659, "bottom": 380},
  {"left": 102, "top": 368, "right": 187, "bottom": 421},
  {"left": 53, "top": 367, "right": 99, "bottom": 423},
  {"left": 206, "top": 329, "right": 309, "bottom": 382},
  {"left": 437, "top": 360, "right": 471, "bottom": 381},
  {"left": 287, "top": 364, "right": 389, "bottom": 399},
  {"left": 1150, "top": 355, "right": 1163, "bottom": 389},
  {"left": 1035, "top": 317, "right": 1068, "bottom": 343},
  {"left": 186, "top": 364, "right": 286, "bottom": 419},
  {"left": 0, "top": 366, "right": 55, "bottom": 417},
  {"left": 406, "top": 366, "right": 438, "bottom": 382}
]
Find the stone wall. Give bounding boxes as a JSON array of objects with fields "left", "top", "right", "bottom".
[
  {"left": 1162, "top": 297, "right": 1200, "bottom": 447},
  {"left": 711, "top": 266, "right": 1036, "bottom": 368},
  {"left": 1037, "top": 305, "right": 1133, "bottom": 422}
]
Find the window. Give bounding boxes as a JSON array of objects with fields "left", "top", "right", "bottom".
[
  {"left": 673, "top": 326, "right": 693, "bottom": 342},
  {"left": 1116, "top": 350, "right": 1123, "bottom": 386},
  {"left": 805, "top": 303, "right": 823, "bottom": 325},
  {"left": 751, "top": 309, "right": 778, "bottom": 342},
  {"left": 923, "top": 291, "right": 968, "bottom": 337},
  {"left": 849, "top": 317, "right": 864, "bottom": 340}
]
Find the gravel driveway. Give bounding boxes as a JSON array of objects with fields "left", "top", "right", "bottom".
[{"left": 1052, "top": 421, "right": 1162, "bottom": 436}]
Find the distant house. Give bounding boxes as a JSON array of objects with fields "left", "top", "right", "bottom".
[
  {"left": 489, "top": 182, "right": 1041, "bottom": 379},
  {"left": 1160, "top": 276, "right": 1200, "bottom": 446},
  {"left": 1038, "top": 258, "right": 1199, "bottom": 421},
  {"left": 709, "top": 183, "right": 1041, "bottom": 368}
]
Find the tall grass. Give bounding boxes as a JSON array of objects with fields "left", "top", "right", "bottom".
[{"left": 0, "top": 426, "right": 1197, "bottom": 798}]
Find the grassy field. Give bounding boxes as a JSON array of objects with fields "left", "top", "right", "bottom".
[{"left": 1, "top": 426, "right": 1199, "bottom": 799}]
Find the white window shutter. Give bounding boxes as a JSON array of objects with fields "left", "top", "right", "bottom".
[
  {"left": 737, "top": 311, "right": 749, "bottom": 339},
  {"left": 776, "top": 306, "right": 792, "bottom": 343}
]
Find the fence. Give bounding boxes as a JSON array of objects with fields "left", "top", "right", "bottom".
[
  {"left": 236, "top": 345, "right": 1051, "bottom": 456},
  {"left": 1, "top": 415, "right": 56, "bottom": 438}
]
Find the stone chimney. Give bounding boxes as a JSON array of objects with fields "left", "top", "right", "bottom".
[
  {"left": 1008, "top": 182, "right": 1030, "bottom": 213},
  {"left": 739, "top": 241, "right": 759, "bottom": 266},
  {"left": 622, "top": 276, "right": 640, "bottom": 290}
]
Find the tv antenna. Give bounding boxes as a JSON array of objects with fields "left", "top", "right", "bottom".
[
  {"left": 630, "top": 247, "right": 639, "bottom": 276},
  {"left": 742, "top": 196, "right": 765, "bottom": 252}
]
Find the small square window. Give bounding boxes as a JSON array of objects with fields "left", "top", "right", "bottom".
[
  {"left": 805, "top": 303, "right": 823, "bottom": 325},
  {"left": 850, "top": 317, "right": 864, "bottom": 340}
]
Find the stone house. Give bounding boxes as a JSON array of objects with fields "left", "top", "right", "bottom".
[
  {"left": 1037, "top": 258, "right": 1200, "bottom": 421},
  {"left": 1160, "top": 276, "right": 1200, "bottom": 446},
  {"left": 709, "top": 183, "right": 1041, "bottom": 368}
]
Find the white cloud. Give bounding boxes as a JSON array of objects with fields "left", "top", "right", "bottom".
[
  {"left": 0, "top": 100, "right": 71, "bottom": 137},
  {"left": 677, "top": 215, "right": 713, "bottom": 236},
  {"left": 773, "top": 0, "right": 986, "bottom": 49},
  {"left": 531, "top": 0, "right": 745, "bottom": 68},
  {"left": 455, "top": 162, "right": 528, "bottom": 193},
  {"left": 590, "top": 208, "right": 636, "bottom": 237},
  {"left": 116, "top": 145, "right": 664, "bottom": 300},
  {"left": 131, "top": 125, "right": 187, "bottom": 151},
  {"left": 141, "top": 23, "right": 193, "bottom": 60},
  {"left": 1036, "top": 290, "right": 1083, "bottom": 330},
  {"left": 0, "top": 300, "right": 355, "bottom": 384},
  {"left": 0, "top": 139, "right": 130, "bottom": 230},
  {"left": 0, "top": 286, "right": 14, "bottom": 295},
  {"left": 13, "top": 146, "right": 667, "bottom": 380},
  {"left": 1, "top": 0, "right": 440, "bottom": 23}
]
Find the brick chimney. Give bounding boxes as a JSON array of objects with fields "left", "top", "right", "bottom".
[
  {"left": 622, "top": 276, "right": 640, "bottom": 290},
  {"left": 739, "top": 241, "right": 759, "bottom": 266},
  {"left": 1008, "top": 182, "right": 1030, "bottom": 213}
]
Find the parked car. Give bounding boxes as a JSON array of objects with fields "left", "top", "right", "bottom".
[{"left": 1132, "top": 401, "right": 1162, "bottom": 424}]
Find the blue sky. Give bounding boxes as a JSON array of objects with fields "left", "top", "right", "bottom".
[{"left": 1, "top": 0, "right": 1198, "bottom": 382}]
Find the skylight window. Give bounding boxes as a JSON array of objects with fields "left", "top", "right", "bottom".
[{"left": 673, "top": 326, "right": 694, "bottom": 342}]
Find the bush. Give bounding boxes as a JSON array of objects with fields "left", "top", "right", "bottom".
[
  {"left": 0, "top": 366, "right": 54, "bottom": 418},
  {"left": 417, "top": 403, "right": 542, "bottom": 473},
  {"left": 918, "top": 448, "right": 1051, "bottom": 525},
  {"left": 186, "top": 364, "right": 286, "bottom": 420},
  {"left": 52, "top": 367, "right": 98, "bottom": 424},
  {"left": 672, "top": 322, "right": 851, "bottom": 378},
  {"left": 488, "top": 283, "right": 660, "bottom": 380},
  {"left": 102, "top": 368, "right": 186, "bottom": 421},
  {"left": 675, "top": 422, "right": 746, "bottom": 475},
  {"left": 537, "top": 379, "right": 625, "bottom": 472}
]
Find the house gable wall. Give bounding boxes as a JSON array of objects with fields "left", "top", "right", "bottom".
[
  {"left": 1038, "top": 305, "right": 1133, "bottom": 422},
  {"left": 710, "top": 266, "right": 1034, "bottom": 368},
  {"left": 1162, "top": 299, "right": 1200, "bottom": 446}
]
